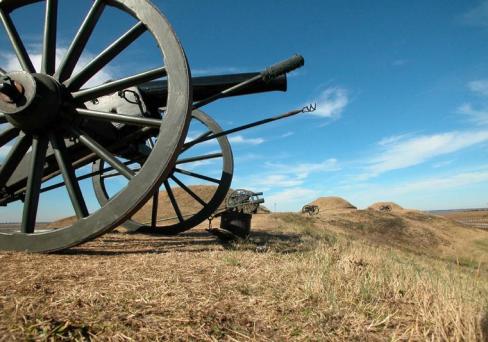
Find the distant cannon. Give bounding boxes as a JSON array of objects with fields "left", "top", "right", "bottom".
[
  {"left": 207, "top": 189, "right": 264, "bottom": 238},
  {"left": 302, "top": 205, "right": 320, "bottom": 216},
  {"left": 0, "top": 0, "right": 310, "bottom": 252}
]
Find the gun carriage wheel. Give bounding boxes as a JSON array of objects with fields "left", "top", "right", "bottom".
[
  {"left": 0, "top": 0, "right": 191, "bottom": 251},
  {"left": 91, "top": 109, "right": 234, "bottom": 235}
]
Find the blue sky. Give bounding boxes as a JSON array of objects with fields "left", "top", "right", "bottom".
[{"left": 1, "top": 0, "right": 488, "bottom": 220}]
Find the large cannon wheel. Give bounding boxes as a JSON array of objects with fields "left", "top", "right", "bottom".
[
  {"left": 92, "top": 109, "right": 234, "bottom": 235},
  {"left": 0, "top": 0, "right": 191, "bottom": 251}
]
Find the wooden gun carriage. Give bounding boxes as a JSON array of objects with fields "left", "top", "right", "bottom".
[{"left": 0, "top": 0, "right": 309, "bottom": 252}]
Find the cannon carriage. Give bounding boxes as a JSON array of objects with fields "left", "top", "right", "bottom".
[{"left": 0, "top": 0, "right": 307, "bottom": 252}]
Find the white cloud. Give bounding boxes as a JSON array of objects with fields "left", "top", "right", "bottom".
[
  {"left": 377, "top": 133, "right": 413, "bottom": 146},
  {"left": 390, "top": 169, "right": 488, "bottom": 194},
  {"left": 457, "top": 80, "right": 488, "bottom": 125},
  {"left": 235, "top": 153, "right": 262, "bottom": 163},
  {"left": 266, "top": 159, "right": 340, "bottom": 179},
  {"left": 361, "top": 130, "right": 488, "bottom": 179},
  {"left": 339, "top": 166, "right": 488, "bottom": 210},
  {"left": 281, "top": 131, "right": 294, "bottom": 138},
  {"left": 462, "top": 1, "right": 488, "bottom": 27},
  {"left": 468, "top": 79, "right": 488, "bottom": 96},
  {"left": 1, "top": 48, "right": 114, "bottom": 87},
  {"left": 432, "top": 160, "right": 453, "bottom": 168},
  {"left": 228, "top": 135, "right": 265, "bottom": 145},
  {"left": 254, "top": 174, "right": 304, "bottom": 188},
  {"left": 309, "top": 87, "right": 348, "bottom": 118},
  {"left": 458, "top": 103, "right": 488, "bottom": 126},
  {"left": 235, "top": 159, "right": 340, "bottom": 191},
  {"left": 367, "top": 169, "right": 488, "bottom": 199},
  {"left": 266, "top": 187, "right": 320, "bottom": 212}
]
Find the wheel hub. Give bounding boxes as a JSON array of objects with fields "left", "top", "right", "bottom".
[{"left": 0, "top": 71, "right": 63, "bottom": 133}]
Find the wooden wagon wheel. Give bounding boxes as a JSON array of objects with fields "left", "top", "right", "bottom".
[
  {"left": 0, "top": 0, "right": 191, "bottom": 251},
  {"left": 91, "top": 109, "right": 234, "bottom": 235}
]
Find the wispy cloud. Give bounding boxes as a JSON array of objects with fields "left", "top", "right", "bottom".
[
  {"left": 377, "top": 133, "right": 413, "bottom": 146},
  {"left": 468, "top": 79, "right": 488, "bottom": 96},
  {"left": 361, "top": 130, "right": 488, "bottom": 179},
  {"left": 432, "top": 160, "right": 454, "bottom": 168},
  {"left": 458, "top": 103, "right": 488, "bottom": 125},
  {"left": 266, "top": 159, "right": 340, "bottom": 179},
  {"left": 389, "top": 168, "right": 488, "bottom": 194},
  {"left": 235, "top": 159, "right": 340, "bottom": 191},
  {"left": 280, "top": 131, "right": 294, "bottom": 138},
  {"left": 457, "top": 79, "right": 488, "bottom": 125},
  {"left": 461, "top": 1, "right": 488, "bottom": 27},
  {"left": 266, "top": 187, "right": 320, "bottom": 212},
  {"left": 340, "top": 166, "right": 488, "bottom": 210},
  {"left": 234, "top": 153, "right": 262, "bottom": 163},
  {"left": 253, "top": 174, "right": 304, "bottom": 188},
  {"left": 309, "top": 87, "right": 349, "bottom": 118},
  {"left": 363, "top": 168, "right": 488, "bottom": 199},
  {"left": 228, "top": 135, "right": 265, "bottom": 145}
]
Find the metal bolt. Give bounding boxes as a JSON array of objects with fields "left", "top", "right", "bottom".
[{"left": 0, "top": 77, "right": 24, "bottom": 104}]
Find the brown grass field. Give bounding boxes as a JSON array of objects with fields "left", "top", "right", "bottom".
[{"left": 1, "top": 197, "right": 488, "bottom": 340}]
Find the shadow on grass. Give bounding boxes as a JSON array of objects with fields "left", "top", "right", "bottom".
[{"left": 56, "top": 229, "right": 312, "bottom": 256}]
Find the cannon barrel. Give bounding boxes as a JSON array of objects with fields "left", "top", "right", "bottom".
[{"left": 138, "top": 72, "right": 287, "bottom": 109}]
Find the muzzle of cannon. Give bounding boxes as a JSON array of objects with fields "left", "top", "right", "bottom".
[{"left": 0, "top": 0, "right": 308, "bottom": 252}]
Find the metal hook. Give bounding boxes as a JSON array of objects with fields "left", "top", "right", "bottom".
[
  {"left": 301, "top": 103, "right": 317, "bottom": 113},
  {"left": 118, "top": 89, "right": 141, "bottom": 105}
]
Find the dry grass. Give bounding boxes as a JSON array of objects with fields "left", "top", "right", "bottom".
[{"left": 1, "top": 213, "right": 488, "bottom": 340}]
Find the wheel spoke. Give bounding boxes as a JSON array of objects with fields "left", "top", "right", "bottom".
[
  {"left": 0, "top": 134, "right": 31, "bottom": 187},
  {"left": 71, "top": 128, "right": 134, "bottom": 180},
  {"left": 50, "top": 133, "right": 88, "bottom": 219},
  {"left": 0, "top": 126, "right": 19, "bottom": 147},
  {"left": 174, "top": 167, "right": 220, "bottom": 184},
  {"left": 164, "top": 180, "right": 183, "bottom": 223},
  {"left": 0, "top": 8, "right": 35, "bottom": 73},
  {"left": 72, "top": 67, "right": 167, "bottom": 103},
  {"left": 66, "top": 21, "right": 147, "bottom": 90},
  {"left": 176, "top": 152, "right": 222, "bottom": 165},
  {"left": 21, "top": 136, "right": 48, "bottom": 234},
  {"left": 54, "top": 0, "right": 105, "bottom": 82},
  {"left": 40, "top": 161, "right": 137, "bottom": 193},
  {"left": 181, "top": 130, "right": 212, "bottom": 152},
  {"left": 42, "top": 0, "right": 58, "bottom": 75},
  {"left": 151, "top": 191, "right": 159, "bottom": 229},
  {"left": 170, "top": 175, "right": 207, "bottom": 206},
  {"left": 75, "top": 108, "right": 162, "bottom": 128}
]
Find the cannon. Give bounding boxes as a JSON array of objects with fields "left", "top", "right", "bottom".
[
  {"left": 0, "top": 0, "right": 309, "bottom": 252},
  {"left": 302, "top": 205, "right": 320, "bottom": 216},
  {"left": 207, "top": 189, "right": 265, "bottom": 238}
]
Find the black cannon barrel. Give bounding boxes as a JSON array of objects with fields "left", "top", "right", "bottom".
[{"left": 138, "top": 72, "right": 287, "bottom": 109}]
